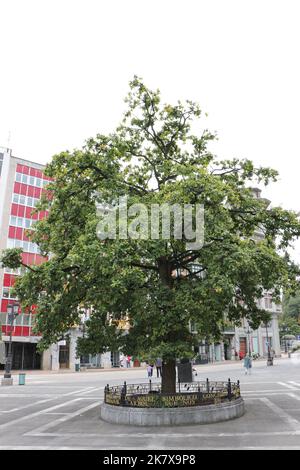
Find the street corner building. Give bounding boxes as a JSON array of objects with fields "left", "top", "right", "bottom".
[{"left": 0, "top": 147, "right": 116, "bottom": 372}]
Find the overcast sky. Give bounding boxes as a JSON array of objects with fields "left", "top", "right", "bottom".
[{"left": 1, "top": 0, "right": 300, "bottom": 258}]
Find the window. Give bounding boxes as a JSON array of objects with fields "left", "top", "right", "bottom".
[
  {"left": 15, "top": 172, "right": 46, "bottom": 188},
  {"left": 10, "top": 216, "right": 17, "bottom": 226},
  {"left": 2, "top": 287, "right": 17, "bottom": 299},
  {"left": 21, "top": 174, "right": 28, "bottom": 184},
  {"left": 264, "top": 297, "right": 273, "bottom": 309},
  {"left": 15, "top": 314, "right": 22, "bottom": 326},
  {"left": 12, "top": 193, "right": 41, "bottom": 208},
  {"left": 4, "top": 267, "right": 22, "bottom": 275},
  {"left": 9, "top": 215, "right": 35, "bottom": 230},
  {"left": 7, "top": 238, "right": 38, "bottom": 253},
  {"left": 30, "top": 242, "right": 37, "bottom": 253},
  {"left": 7, "top": 239, "right": 14, "bottom": 249},
  {"left": 2, "top": 288, "right": 9, "bottom": 298},
  {"left": 23, "top": 315, "right": 30, "bottom": 326}
]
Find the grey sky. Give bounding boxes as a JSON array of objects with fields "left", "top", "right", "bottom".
[{"left": 1, "top": 0, "right": 300, "bottom": 258}]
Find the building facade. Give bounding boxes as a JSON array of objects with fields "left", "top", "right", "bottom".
[
  {"left": 0, "top": 147, "right": 115, "bottom": 370},
  {"left": 0, "top": 147, "right": 49, "bottom": 369},
  {"left": 222, "top": 296, "right": 282, "bottom": 361}
]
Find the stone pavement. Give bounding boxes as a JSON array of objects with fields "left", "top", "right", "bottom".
[{"left": 0, "top": 356, "right": 300, "bottom": 450}]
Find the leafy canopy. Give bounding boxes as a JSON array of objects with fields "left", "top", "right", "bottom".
[{"left": 2, "top": 77, "right": 300, "bottom": 362}]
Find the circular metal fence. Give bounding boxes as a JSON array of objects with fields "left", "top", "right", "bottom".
[{"left": 104, "top": 379, "right": 241, "bottom": 408}]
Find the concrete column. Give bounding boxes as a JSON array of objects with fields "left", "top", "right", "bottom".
[
  {"left": 220, "top": 342, "right": 225, "bottom": 361},
  {"left": 69, "top": 329, "right": 80, "bottom": 371},
  {"left": 272, "top": 315, "right": 281, "bottom": 357},
  {"left": 258, "top": 328, "right": 264, "bottom": 356},
  {"left": 230, "top": 337, "right": 235, "bottom": 360},
  {"left": 41, "top": 344, "right": 59, "bottom": 370},
  {"left": 101, "top": 352, "right": 112, "bottom": 369}
]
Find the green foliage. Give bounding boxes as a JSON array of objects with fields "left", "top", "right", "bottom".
[
  {"left": 1, "top": 76, "right": 300, "bottom": 367},
  {"left": 279, "top": 315, "right": 300, "bottom": 338},
  {"left": 283, "top": 291, "right": 300, "bottom": 320}
]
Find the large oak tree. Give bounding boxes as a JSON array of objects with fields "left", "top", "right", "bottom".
[{"left": 2, "top": 77, "right": 300, "bottom": 392}]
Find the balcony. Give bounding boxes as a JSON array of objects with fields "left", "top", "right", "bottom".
[{"left": 222, "top": 324, "right": 236, "bottom": 335}]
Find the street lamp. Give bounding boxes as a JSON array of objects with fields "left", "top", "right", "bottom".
[
  {"left": 265, "top": 321, "right": 273, "bottom": 366},
  {"left": 245, "top": 326, "right": 252, "bottom": 356},
  {"left": 281, "top": 325, "right": 288, "bottom": 353},
  {"left": 4, "top": 303, "right": 19, "bottom": 379}
]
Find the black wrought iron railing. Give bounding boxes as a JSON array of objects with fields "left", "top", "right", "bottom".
[{"left": 104, "top": 379, "right": 241, "bottom": 408}]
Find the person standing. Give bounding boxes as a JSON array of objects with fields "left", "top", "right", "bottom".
[
  {"left": 243, "top": 354, "right": 252, "bottom": 375},
  {"left": 147, "top": 363, "right": 153, "bottom": 378},
  {"left": 155, "top": 358, "right": 162, "bottom": 378}
]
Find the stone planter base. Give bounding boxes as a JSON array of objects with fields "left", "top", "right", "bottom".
[
  {"left": 1, "top": 378, "right": 13, "bottom": 386},
  {"left": 100, "top": 397, "right": 245, "bottom": 426}
]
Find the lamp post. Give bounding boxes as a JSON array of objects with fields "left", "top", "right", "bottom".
[
  {"left": 76, "top": 310, "right": 89, "bottom": 371},
  {"left": 281, "top": 325, "right": 288, "bottom": 353},
  {"left": 245, "top": 326, "right": 252, "bottom": 356},
  {"left": 265, "top": 321, "right": 273, "bottom": 366},
  {"left": 4, "top": 303, "right": 19, "bottom": 379}
]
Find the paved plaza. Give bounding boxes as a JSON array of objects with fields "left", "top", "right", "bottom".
[{"left": 1, "top": 356, "right": 300, "bottom": 450}]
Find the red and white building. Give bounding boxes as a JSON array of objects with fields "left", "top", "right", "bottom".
[
  {"left": 0, "top": 146, "right": 53, "bottom": 369},
  {"left": 0, "top": 147, "right": 112, "bottom": 370}
]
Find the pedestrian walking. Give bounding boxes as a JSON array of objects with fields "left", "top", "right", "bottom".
[
  {"left": 126, "top": 355, "right": 131, "bottom": 368},
  {"left": 147, "top": 363, "right": 153, "bottom": 378},
  {"left": 243, "top": 354, "right": 252, "bottom": 375},
  {"left": 155, "top": 357, "right": 162, "bottom": 378}
]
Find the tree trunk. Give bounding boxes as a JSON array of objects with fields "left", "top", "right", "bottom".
[
  {"left": 161, "top": 358, "right": 176, "bottom": 393},
  {"left": 158, "top": 257, "right": 177, "bottom": 394}
]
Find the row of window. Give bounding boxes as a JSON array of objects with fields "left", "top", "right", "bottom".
[
  {"left": 12, "top": 193, "right": 40, "bottom": 208},
  {"left": 257, "top": 297, "right": 281, "bottom": 311},
  {"left": 15, "top": 172, "right": 49, "bottom": 188},
  {"left": 3, "top": 267, "right": 26, "bottom": 275},
  {"left": 0, "top": 312, "right": 36, "bottom": 327},
  {"left": 9, "top": 215, "right": 36, "bottom": 229},
  {"left": 7, "top": 238, "right": 41, "bottom": 254}
]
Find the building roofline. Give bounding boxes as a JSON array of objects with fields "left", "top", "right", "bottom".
[
  {"left": 1, "top": 146, "right": 46, "bottom": 169},
  {"left": 11, "top": 154, "right": 46, "bottom": 169}
]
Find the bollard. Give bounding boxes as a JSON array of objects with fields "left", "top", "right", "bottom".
[
  {"left": 19, "top": 373, "right": 26, "bottom": 385},
  {"left": 227, "top": 378, "right": 232, "bottom": 400}
]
